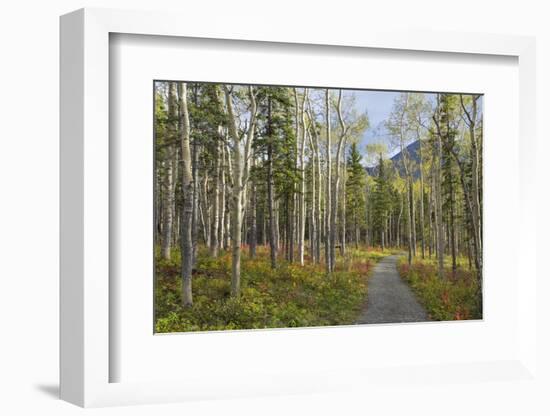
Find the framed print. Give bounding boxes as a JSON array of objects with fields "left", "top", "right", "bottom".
[{"left": 60, "top": 8, "right": 537, "bottom": 407}]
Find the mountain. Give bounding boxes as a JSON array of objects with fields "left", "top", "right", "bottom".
[{"left": 366, "top": 140, "right": 422, "bottom": 178}]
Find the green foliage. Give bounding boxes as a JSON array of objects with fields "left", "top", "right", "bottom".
[
  {"left": 438, "top": 94, "right": 460, "bottom": 214},
  {"left": 155, "top": 246, "right": 383, "bottom": 332},
  {"left": 255, "top": 87, "right": 300, "bottom": 198},
  {"left": 371, "top": 154, "right": 394, "bottom": 234},
  {"left": 346, "top": 142, "right": 367, "bottom": 236},
  {"left": 397, "top": 256, "right": 482, "bottom": 321}
]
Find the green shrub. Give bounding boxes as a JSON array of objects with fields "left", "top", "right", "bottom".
[
  {"left": 397, "top": 257, "right": 482, "bottom": 321},
  {"left": 154, "top": 246, "right": 383, "bottom": 333}
]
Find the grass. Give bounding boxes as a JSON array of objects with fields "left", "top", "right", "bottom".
[
  {"left": 155, "top": 245, "right": 388, "bottom": 333},
  {"left": 397, "top": 255, "right": 482, "bottom": 321}
]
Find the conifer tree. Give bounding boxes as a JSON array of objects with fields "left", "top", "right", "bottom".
[
  {"left": 371, "top": 153, "right": 393, "bottom": 249},
  {"left": 346, "top": 142, "right": 367, "bottom": 248}
]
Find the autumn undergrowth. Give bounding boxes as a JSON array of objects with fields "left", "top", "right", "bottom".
[
  {"left": 155, "top": 245, "right": 385, "bottom": 333},
  {"left": 397, "top": 255, "right": 482, "bottom": 321}
]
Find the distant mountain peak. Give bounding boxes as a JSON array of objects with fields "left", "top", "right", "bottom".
[{"left": 366, "top": 139, "right": 421, "bottom": 178}]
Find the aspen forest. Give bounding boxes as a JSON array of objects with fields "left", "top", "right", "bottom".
[{"left": 154, "top": 81, "right": 483, "bottom": 332}]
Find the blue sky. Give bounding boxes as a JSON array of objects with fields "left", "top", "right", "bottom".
[
  {"left": 350, "top": 91, "right": 482, "bottom": 157},
  {"left": 353, "top": 90, "right": 400, "bottom": 150}
]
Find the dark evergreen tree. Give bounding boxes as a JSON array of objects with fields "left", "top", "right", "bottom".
[
  {"left": 346, "top": 142, "right": 367, "bottom": 248},
  {"left": 371, "top": 154, "right": 393, "bottom": 249}
]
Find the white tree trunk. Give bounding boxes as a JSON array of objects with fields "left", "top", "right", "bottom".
[
  {"left": 178, "top": 82, "right": 193, "bottom": 306},
  {"left": 161, "top": 82, "right": 176, "bottom": 260},
  {"left": 434, "top": 95, "right": 445, "bottom": 279},
  {"left": 210, "top": 133, "right": 221, "bottom": 257},
  {"left": 330, "top": 90, "right": 348, "bottom": 271},
  {"left": 324, "top": 89, "right": 332, "bottom": 273},
  {"left": 224, "top": 86, "right": 257, "bottom": 297},
  {"left": 295, "top": 88, "right": 308, "bottom": 266}
]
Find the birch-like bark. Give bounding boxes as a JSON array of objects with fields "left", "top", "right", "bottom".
[
  {"left": 200, "top": 171, "right": 210, "bottom": 247},
  {"left": 397, "top": 192, "right": 403, "bottom": 247},
  {"left": 161, "top": 82, "right": 176, "bottom": 260},
  {"left": 330, "top": 90, "right": 348, "bottom": 270},
  {"left": 178, "top": 82, "right": 193, "bottom": 306},
  {"left": 433, "top": 94, "right": 445, "bottom": 279},
  {"left": 224, "top": 86, "right": 257, "bottom": 297},
  {"left": 295, "top": 88, "right": 308, "bottom": 266},
  {"left": 417, "top": 125, "right": 426, "bottom": 259},
  {"left": 396, "top": 94, "right": 415, "bottom": 265},
  {"left": 309, "top": 136, "right": 317, "bottom": 261},
  {"left": 427, "top": 162, "right": 435, "bottom": 258},
  {"left": 224, "top": 142, "right": 233, "bottom": 251},
  {"left": 267, "top": 96, "right": 277, "bottom": 269},
  {"left": 340, "top": 145, "right": 347, "bottom": 256},
  {"left": 191, "top": 92, "right": 200, "bottom": 266},
  {"left": 249, "top": 155, "right": 257, "bottom": 258},
  {"left": 218, "top": 140, "right": 226, "bottom": 250},
  {"left": 460, "top": 94, "right": 482, "bottom": 285},
  {"left": 210, "top": 131, "right": 221, "bottom": 257},
  {"left": 306, "top": 99, "right": 322, "bottom": 263},
  {"left": 324, "top": 89, "right": 333, "bottom": 273},
  {"left": 161, "top": 82, "right": 177, "bottom": 260}
]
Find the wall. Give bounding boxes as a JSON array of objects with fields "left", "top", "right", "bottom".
[{"left": 0, "top": 1, "right": 547, "bottom": 415}]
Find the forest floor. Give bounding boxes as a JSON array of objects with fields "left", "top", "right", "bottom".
[
  {"left": 355, "top": 255, "right": 429, "bottom": 325},
  {"left": 155, "top": 246, "right": 389, "bottom": 333},
  {"left": 155, "top": 247, "right": 480, "bottom": 333},
  {"left": 397, "top": 255, "right": 482, "bottom": 321}
]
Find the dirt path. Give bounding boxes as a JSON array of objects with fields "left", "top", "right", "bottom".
[{"left": 356, "top": 255, "right": 429, "bottom": 324}]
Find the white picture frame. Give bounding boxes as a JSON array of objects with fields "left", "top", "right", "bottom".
[{"left": 60, "top": 7, "right": 537, "bottom": 407}]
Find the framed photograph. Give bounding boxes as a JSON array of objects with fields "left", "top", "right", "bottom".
[{"left": 60, "top": 8, "right": 537, "bottom": 407}]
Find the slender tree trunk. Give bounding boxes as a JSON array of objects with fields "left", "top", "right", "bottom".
[
  {"left": 274, "top": 199, "right": 280, "bottom": 252},
  {"left": 354, "top": 212, "right": 359, "bottom": 249},
  {"left": 224, "top": 86, "right": 257, "bottom": 297},
  {"left": 315, "top": 153, "right": 323, "bottom": 263},
  {"left": 218, "top": 140, "right": 225, "bottom": 250},
  {"left": 365, "top": 181, "right": 370, "bottom": 248},
  {"left": 460, "top": 95, "right": 482, "bottom": 285},
  {"left": 325, "top": 89, "right": 333, "bottom": 273},
  {"left": 340, "top": 148, "right": 347, "bottom": 256},
  {"left": 309, "top": 133, "right": 317, "bottom": 263},
  {"left": 267, "top": 96, "right": 277, "bottom": 269},
  {"left": 417, "top": 130, "right": 426, "bottom": 259},
  {"left": 449, "top": 171, "right": 457, "bottom": 273},
  {"left": 396, "top": 192, "right": 403, "bottom": 248},
  {"left": 200, "top": 172, "right": 210, "bottom": 247},
  {"left": 430, "top": 169, "right": 436, "bottom": 259},
  {"left": 288, "top": 193, "right": 294, "bottom": 262},
  {"left": 329, "top": 90, "right": 348, "bottom": 270},
  {"left": 306, "top": 100, "right": 323, "bottom": 264},
  {"left": 388, "top": 215, "right": 392, "bottom": 248},
  {"left": 210, "top": 135, "right": 221, "bottom": 257},
  {"left": 434, "top": 96, "right": 445, "bottom": 279},
  {"left": 161, "top": 83, "right": 176, "bottom": 260},
  {"left": 224, "top": 199, "right": 230, "bottom": 250},
  {"left": 249, "top": 156, "right": 257, "bottom": 258},
  {"left": 191, "top": 133, "right": 200, "bottom": 266},
  {"left": 295, "top": 88, "right": 308, "bottom": 266},
  {"left": 406, "top": 178, "right": 414, "bottom": 265},
  {"left": 224, "top": 142, "right": 233, "bottom": 251},
  {"left": 230, "top": 152, "right": 243, "bottom": 297},
  {"left": 155, "top": 169, "right": 161, "bottom": 246},
  {"left": 300, "top": 91, "right": 308, "bottom": 264},
  {"left": 467, "top": 237, "right": 473, "bottom": 270},
  {"left": 178, "top": 82, "right": 193, "bottom": 307},
  {"left": 160, "top": 155, "right": 174, "bottom": 260}
]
